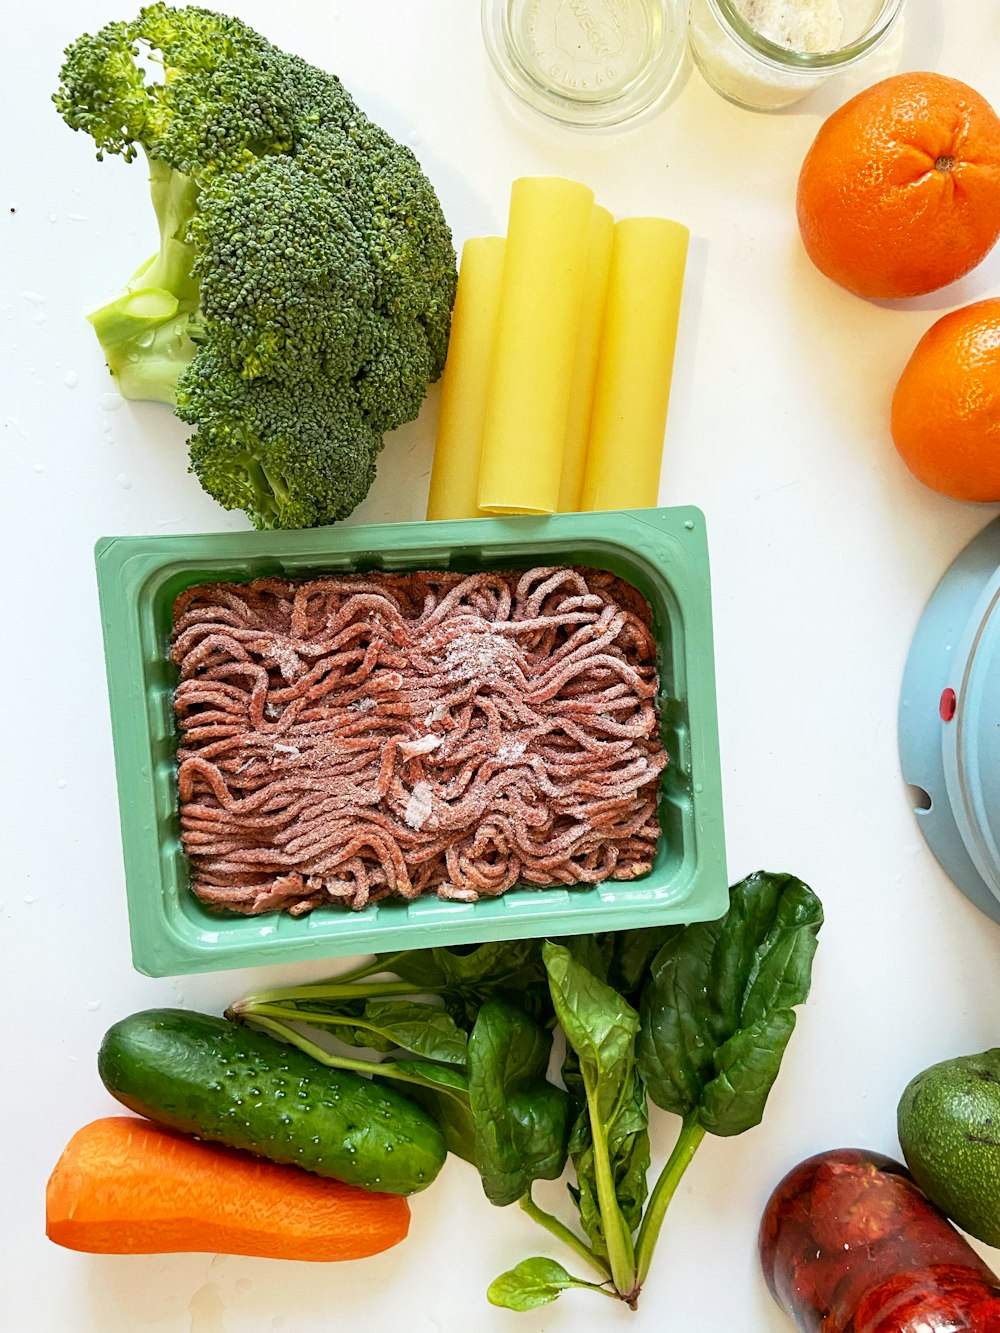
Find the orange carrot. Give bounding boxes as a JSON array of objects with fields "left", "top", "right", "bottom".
[{"left": 46, "top": 1116, "right": 410, "bottom": 1261}]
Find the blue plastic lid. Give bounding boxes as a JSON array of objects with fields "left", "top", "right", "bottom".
[
  {"left": 947, "top": 565, "right": 1000, "bottom": 905},
  {"left": 899, "top": 516, "right": 1000, "bottom": 924}
]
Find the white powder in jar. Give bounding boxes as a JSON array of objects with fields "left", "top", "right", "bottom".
[
  {"left": 734, "top": 0, "right": 844, "bottom": 52},
  {"left": 689, "top": 0, "right": 849, "bottom": 110}
]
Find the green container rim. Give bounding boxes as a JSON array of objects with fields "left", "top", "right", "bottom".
[{"left": 94, "top": 507, "right": 727, "bottom": 976}]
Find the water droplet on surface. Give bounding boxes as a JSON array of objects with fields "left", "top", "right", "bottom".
[
  {"left": 23, "top": 895, "right": 35, "bottom": 904},
  {"left": 235, "top": 1278, "right": 252, "bottom": 1294},
  {"left": 137, "top": 330, "right": 156, "bottom": 348},
  {"left": 86, "top": 1000, "right": 100, "bottom": 1011},
  {"left": 57, "top": 778, "right": 67, "bottom": 789},
  {"left": 64, "top": 370, "right": 79, "bottom": 388},
  {"left": 187, "top": 1281, "right": 226, "bottom": 1333},
  {"left": 21, "top": 291, "right": 45, "bottom": 306},
  {"left": 117, "top": 473, "right": 132, "bottom": 490},
  {"left": 99, "top": 392, "right": 124, "bottom": 411},
  {"left": 32, "top": 463, "right": 44, "bottom": 474}
]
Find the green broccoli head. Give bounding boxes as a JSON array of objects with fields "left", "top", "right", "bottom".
[
  {"left": 180, "top": 346, "right": 383, "bottom": 529},
  {"left": 54, "top": 4, "right": 457, "bottom": 529}
]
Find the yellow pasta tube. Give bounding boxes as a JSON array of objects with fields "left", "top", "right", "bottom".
[
  {"left": 557, "top": 204, "right": 614, "bottom": 513},
  {"left": 477, "top": 176, "right": 595, "bottom": 515},
  {"left": 426, "top": 236, "right": 507, "bottom": 521},
  {"left": 579, "top": 217, "right": 690, "bottom": 512}
]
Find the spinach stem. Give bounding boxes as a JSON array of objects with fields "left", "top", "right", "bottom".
[
  {"left": 232, "top": 978, "right": 422, "bottom": 1009},
  {"left": 231, "top": 997, "right": 419, "bottom": 1030},
  {"left": 569, "top": 1279, "right": 621, "bottom": 1300},
  {"left": 338, "top": 951, "right": 410, "bottom": 982},
  {"left": 519, "top": 1192, "right": 612, "bottom": 1280},
  {"left": 240, "top": 1013, "right": 451, "bottom": 1093},
  {"left": 584, "top": 1077, "right": 637, "bottom": 1298},
  {"left": 634, "top": 1114, "right": 706, "bottom": 1285}
]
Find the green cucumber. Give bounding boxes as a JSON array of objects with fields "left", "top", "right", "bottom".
[{"left": 98, "top": 1009, "right": 446, "bottom": 1195}]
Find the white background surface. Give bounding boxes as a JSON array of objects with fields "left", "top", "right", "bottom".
[{"left": 5, "top": 2, "right": 1000, "bottom": 1330}]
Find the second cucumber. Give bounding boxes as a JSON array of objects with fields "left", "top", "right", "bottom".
[{"left": 98, "top": 1010, "right": 447, "bottom": 1196}]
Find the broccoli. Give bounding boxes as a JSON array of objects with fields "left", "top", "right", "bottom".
[{"left": 54, "top": 5, "right": 457, "bottom": 529}]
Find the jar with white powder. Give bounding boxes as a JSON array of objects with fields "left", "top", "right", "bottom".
[{"left": 688, "top": 0, "right": 905, "bottom": 111}]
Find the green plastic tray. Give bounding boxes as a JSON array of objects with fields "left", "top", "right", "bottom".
[{"left": 94, "top": 507, "right": 727, "bottom": 977}]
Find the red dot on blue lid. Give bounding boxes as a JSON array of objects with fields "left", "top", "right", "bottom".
[{"left": 939, "top": 687, "right": 957, "bottom": 722}]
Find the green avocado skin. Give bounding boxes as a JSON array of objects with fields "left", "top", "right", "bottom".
[
  {"left": 897, "top": 1048, "right": 1000, "bottom": 1247},
  {"left": 98, "top": 1009, "right": 447, "bottom": 1196}
]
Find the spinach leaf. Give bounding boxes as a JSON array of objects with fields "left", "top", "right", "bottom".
[
  {"left": 558, "top": 933, "right": 615, "bottom": 983},
  {"left": 543, "top": 942, "right": 644, "bottom": 1293},
  {"left": 466, "top": 1000, "right": 572, "bottom": 1206},
  {"left": 554, "top": 928, "right": 680, "bottom": 999},
  {"left": 385, "top": 941, "right": 552, "bottom": 1026},
  {"left": 393, "top": 1059, "right": 477, "bottom": 1163},
  {"left": 284, "top": 996, "right": 467, "bottom": 1063},
  {"left": 608, "top": 927, "right": 681, "bottom": 998},
  {"left": 359, "top": 1000, "right": 468, "bottom": 1063},
  {"left": 544, "top": 942, "right": 639, "bottom": 1123},
  {"left": 487, "top": 1257, "right": 605, "bottom": 1310},
  {"left": 635, "top": 870, "right": 823, "bottom": 1135}
]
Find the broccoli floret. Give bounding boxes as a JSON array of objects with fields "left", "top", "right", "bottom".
[{"left": 54, "top": 4, "right": 457, "bottom": 529}]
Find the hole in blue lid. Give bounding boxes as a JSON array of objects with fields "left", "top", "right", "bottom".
[{"left": 907, "top": 783, "right": 932, "bottom": 812}]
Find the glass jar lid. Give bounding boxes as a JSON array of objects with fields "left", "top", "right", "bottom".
[{"left": 482, "top": 0, "right": 685, "bottom": 128}]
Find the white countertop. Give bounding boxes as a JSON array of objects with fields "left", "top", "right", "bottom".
[{"left": 5, "top": 3, "right": 1000, "bottom": 1330}]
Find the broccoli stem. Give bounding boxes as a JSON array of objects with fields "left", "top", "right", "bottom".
[
  {"left": 87, "top": 154, "right": 201, "bottom": 403},
  {"left": 144, "top": 155, "right": 201, "bottom": 301}
]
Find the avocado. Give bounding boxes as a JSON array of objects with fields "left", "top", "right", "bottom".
[{"left": 897, "top": 1048, "right": 1000, "bottom": 1246}]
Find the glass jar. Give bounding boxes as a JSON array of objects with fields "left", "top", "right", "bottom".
[
  {"left": 759, "top": 1149, "right": 1000, "bottom": 1333},
  {"left": 481, "top": 0, "right": 686, "bottom": 128},
  {"left": 688, "top": 0, "right": 906, "bottom": 112}
]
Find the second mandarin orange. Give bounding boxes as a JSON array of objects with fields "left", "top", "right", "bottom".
[{"left": 891, "top": 299, "right": 1000, "bottom": 501}]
